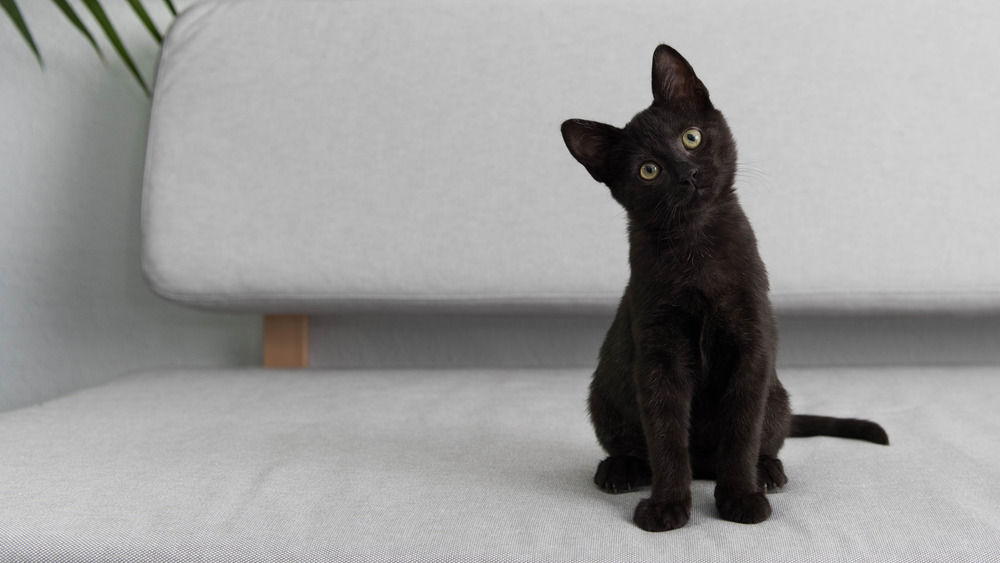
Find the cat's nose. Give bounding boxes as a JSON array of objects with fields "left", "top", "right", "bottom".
[{"left": 679, "top": 167, "right": 698, "bottom": 187}]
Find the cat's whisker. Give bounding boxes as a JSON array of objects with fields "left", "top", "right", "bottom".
[{"left": 735, "top": 163, "right": 780, "bottom": 194}]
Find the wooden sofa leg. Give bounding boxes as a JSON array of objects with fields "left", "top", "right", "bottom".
[{"left": 263, "top": 314, "right": 309, "bottom": 368}]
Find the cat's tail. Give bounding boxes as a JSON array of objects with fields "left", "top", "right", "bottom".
[{"left": 789, "top": 414, "right": 889, "bottom": 445}]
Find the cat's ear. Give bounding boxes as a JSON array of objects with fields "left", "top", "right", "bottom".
[
  {"left": 561, "top": 119, "right": 621, "bottom": 184},
  {"left": 651, "top": 44, "right": 712, "bottom": 110}
]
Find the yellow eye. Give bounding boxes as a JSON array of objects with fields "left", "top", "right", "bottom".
[
  {"left": 682, "top": 128, "right": 702, "bottom": 149},
  {"left": 639, "top": 162, "right": 660, "bottom": 181}
]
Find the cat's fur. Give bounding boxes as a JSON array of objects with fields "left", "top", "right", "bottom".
[{"left": 561, "top": 45, "right": 888, "bottom": 532}]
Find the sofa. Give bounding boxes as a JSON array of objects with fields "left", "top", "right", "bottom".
[{"left": 2, "top": 0, "right": 999, "bottom": 560}]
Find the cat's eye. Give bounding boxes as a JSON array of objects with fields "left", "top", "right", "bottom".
[
  {"left": 639, "top": 162, "right": 660, "bottom": 181},
  {"left": 682, "top": 128, "right": 702, "bottom": 149}
]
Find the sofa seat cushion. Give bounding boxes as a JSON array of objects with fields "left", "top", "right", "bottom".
[{"left": 1, "top": 367, "right": 998, "bottom": 561}]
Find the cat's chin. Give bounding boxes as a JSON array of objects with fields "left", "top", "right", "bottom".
[{"left": 683, "top": 186, "right": 714, "bottom": 209}]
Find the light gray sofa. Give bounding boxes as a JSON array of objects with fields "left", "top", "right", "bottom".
[{"left": 3, "top": 1, "right": 1000, "bottom": 560}]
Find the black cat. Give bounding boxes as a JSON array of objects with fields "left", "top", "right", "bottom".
[{"left": 561, "top": 45, "right": 888, "bottom": 532}]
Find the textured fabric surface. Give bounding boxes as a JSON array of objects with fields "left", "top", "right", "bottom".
[
  {"left": 141, "top": 0, "right": 1000, "bottom": 314},
  {"left": 1, "top": 367, "right": 998, "bottom": 561}
]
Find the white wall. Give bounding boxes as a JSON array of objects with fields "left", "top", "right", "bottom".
[{"left": 0, "top": 0, "right": 259, "bottom": 412}]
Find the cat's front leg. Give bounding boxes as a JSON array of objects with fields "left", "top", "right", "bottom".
[
  {"left": 713, "top": 351, "right": 773, "bottom": 524},
  {"left": 631, "top": 343, "right": 696, "bottom": 532}
]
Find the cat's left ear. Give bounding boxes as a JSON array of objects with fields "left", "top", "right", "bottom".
[
  {"left": 561, "top": 119, "right": 621, "bottom": 184},
  {"left": 651, "top": 44, "right": 712, "bottom": 110}
]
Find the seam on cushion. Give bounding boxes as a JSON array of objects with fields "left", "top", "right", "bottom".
[
  {"left": 150, "top": 288, "right": 623, "bottom": 309},
  {"left": 150, "top": 286, "right": 1000, "bottom": 302},
  {"left": 148, "top": 285, "right": 1000, "bottom": 315}
]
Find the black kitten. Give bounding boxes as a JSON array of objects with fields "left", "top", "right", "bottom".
[{"left": 561, "top": 45, "right": 888, "bottom": 532}]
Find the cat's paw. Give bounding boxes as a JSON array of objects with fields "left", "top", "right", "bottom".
[
  {"left": 594, "top": 455, "right": 651, "bottom": 494},
  {"left": 716, "top": 491, "right": 772, "bottom": 524},
  {"left": 757, "top": 456, "right": 788, "bottom": 492},
  {"left": 633, "top": 496, "right": 692, "bottom": 532}
]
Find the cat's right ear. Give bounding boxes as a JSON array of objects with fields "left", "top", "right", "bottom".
[
  {"left": 561, "top": 119, "right": 621, "bottom": 184},
  {"left": 652, "top": 44, "right": 711, "bottom": 110}
]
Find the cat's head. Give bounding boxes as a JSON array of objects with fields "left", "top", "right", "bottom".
[{"left": 562, "top": 45, "right": 737, "bottom": 226}]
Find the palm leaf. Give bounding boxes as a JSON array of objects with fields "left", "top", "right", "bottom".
[
  {"left": 1, "top": 0, "right": 42, "bottom": 66},
  {"left": 80, "top": 0, "right": 150, "bottom": 96},
  {"left": 51, "top": 0, "right": 104, "bottom": 60},
  {"left": 126, "top": 0, "right": 161, "bottom": 44}
]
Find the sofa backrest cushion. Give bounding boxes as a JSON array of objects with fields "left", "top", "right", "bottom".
[{"left": 142, "top": 0, "right": 1000, "bottom": 314}]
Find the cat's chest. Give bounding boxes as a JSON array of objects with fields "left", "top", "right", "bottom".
[{"left": 632, "top": 254, "right": 741, "bottom": 305}]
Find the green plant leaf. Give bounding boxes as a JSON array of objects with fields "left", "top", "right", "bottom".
[
  {"left": 163, "top": 0, "right": 176, "bottom": 16},
  {"left": 126, "top": 0, "right": 161, "bottom": 44},
  {"left": 1, "top": 0, "right": 43, "bottom": 66},
  {"left": 80, "top": 0, "right": 150, "bottom": 96},
  {"left": 50, "top": 0, "right": 104, "bottom": 61}
]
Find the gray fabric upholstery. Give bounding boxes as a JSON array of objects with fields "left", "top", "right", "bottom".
[
  {"left": 142, "top": 0, "right": 1000, "bottom": 314},
  {"left": 2, "top": 367, "right": 998, "bottom": 561}
]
